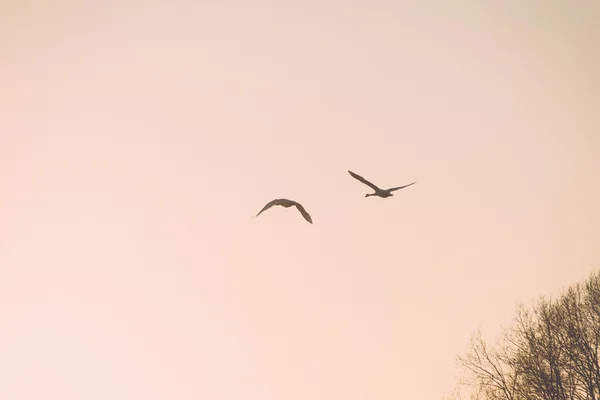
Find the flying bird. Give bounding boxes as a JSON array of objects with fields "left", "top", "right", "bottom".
[
  {"left": 255, "top": 198, "right": 313, "bottom": 224},
  {"left": 347, "top": 170, "right": 416, "bottom": 198}
]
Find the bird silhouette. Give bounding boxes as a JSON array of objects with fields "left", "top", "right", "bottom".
[
  {"left": 255, "top": 198, "right": 313, "bottom": 224},
  {"left": 348, "top": 170, "right": 416, "bottom": 198}
]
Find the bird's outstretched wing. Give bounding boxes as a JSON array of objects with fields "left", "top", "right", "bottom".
[
  {"left": 256, "top": 199, "right": 283, "bottom": 217},
  {"left": 388, "top": 182, "right": 416, "bottom": 192},
  {"left": 255, "top": 198, "right": 311, "bottom": 223},
  {"left": 347, "top": 170, "right": 381, "bottom": 191},
  {"left": 294, "top": 203, "right": 313, "bottom": 224}
]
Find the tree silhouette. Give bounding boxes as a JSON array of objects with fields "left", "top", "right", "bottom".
[{"left": 450, "top": 270, "right": 600, "bottom": 400}]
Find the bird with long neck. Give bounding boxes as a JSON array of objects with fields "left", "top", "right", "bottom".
[{"left": 348, "top": 170, "right": 416, "bottom": 198}]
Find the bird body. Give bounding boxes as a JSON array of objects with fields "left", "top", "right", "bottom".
[
  {"left": 255, "top": 198, "right": 313, "bottom": 224},
  {"left": 347, "top": 170, "right": 415, "bottom": 198}
]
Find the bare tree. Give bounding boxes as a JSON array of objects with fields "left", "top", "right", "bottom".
[
  {"left": 448, "top": 270, "right": 600, "bottom": 400},
  {"left": 457, "top": 330, "right": 519, "bottom": 400}
]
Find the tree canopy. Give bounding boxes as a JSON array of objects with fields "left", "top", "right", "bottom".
[{"left": 449, "top": 270, "right": 600, "bottom": 400}]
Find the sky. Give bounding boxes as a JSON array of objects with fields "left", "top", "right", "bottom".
[{"left": 1, "top": 1, "right": 599, "bottom": 399}]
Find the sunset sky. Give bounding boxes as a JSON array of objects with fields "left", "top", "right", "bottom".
[{"left": 1, "top": 1, "right": 599, "bottom": 399}]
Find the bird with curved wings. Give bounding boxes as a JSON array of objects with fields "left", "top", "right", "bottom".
[
  {"left": 255, "top": 198, "right": 313, "bottom": 224},
  {"left": 348, "top": 170, "right": 416, "bottom": 198}
]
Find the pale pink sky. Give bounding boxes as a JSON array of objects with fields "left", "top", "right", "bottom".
[{"left": 1, "top": 1, "right": 599, "bottom": 399}]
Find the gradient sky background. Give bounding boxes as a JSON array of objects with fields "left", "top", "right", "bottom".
[{"left": 1, "top": 1, "right": 599, "bottom": 399}]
